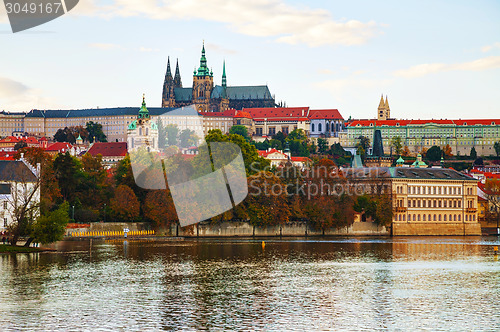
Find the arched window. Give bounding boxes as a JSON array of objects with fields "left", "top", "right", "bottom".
[
  {"left": 417, "top": 215, "right": 421, "bottom": 221},
  {"left": 428, "top": 214, "right": 431, "bottom": 221},
  {"left": 438, "top": 215, "right": 442, "bottom": 221},
  {"left": 449, "top": 214, "right": 452, "bottom": 221},
  {"left": 311, "top": 123, "right": 315, "bottom": 132},
  {"left": 465, "top": 215, "right": 468, "bottom": 221},
  {"left": 444, "top": 215, "right": 447, "bottom": 221},
  {"left": 403, "top": 215, "right": 406, "bottom": 221},
  {"left": 423, "top": 214, "right": 426, "bottom": 221},
  {"left": 458, "top": 215, "right": 461, "bottom": 221},
  {"left": 433, "top": 214, "right": 437, "bottom": 221},
  {"left": 413, "top": 214, "right": 416, "bottom": 221},
  {"left": 326, "top": 122, "right": 330, "bottom": 132},
  {"left": 318, "top": 123, "right": 322, "bottom": 132}
]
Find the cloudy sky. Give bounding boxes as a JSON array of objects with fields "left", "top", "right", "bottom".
[{"left": 0, "top": 0, "right": 499, "bottom": 120}]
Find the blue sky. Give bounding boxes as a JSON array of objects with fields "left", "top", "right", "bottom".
[{"left": 0, "top": 0, "right": 499, "bottom": 120}]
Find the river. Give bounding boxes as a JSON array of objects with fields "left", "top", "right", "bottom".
[{"left": 1, "top": 237, "right": 499, "bottom": 331}]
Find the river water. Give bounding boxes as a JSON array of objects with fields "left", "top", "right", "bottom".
[{"left": 0, "top": 237, "right": 499, "bottom": 331}]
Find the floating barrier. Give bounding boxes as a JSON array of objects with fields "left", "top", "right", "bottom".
[{"left": 70, "top": 230, "right": 155, "bottom": 237}]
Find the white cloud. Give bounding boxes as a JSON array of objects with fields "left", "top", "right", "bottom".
[
  {"left": 70, "top": 0, "right": 382, "bottom": 47},
  {"left": 0, "top": 77, "right": 61, "bottom": 112},
  {"left": 89, "top": 43, "right": 122, "bottom": 50},
  {"left": 481, "top": 42, "right": 500, "bottom": 53},
  {"left": 394, "top": 56, "right": 500, "bottom": 78},
  {"left": 206, "top": 43, "right": 237, "bottom": 55},
  {"left": 139, "top": 46, "right": 158, "bottom": 52}
]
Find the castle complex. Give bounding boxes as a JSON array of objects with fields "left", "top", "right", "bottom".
[{"left": 161, "top": 43, "right": 276, "bottom": 112}]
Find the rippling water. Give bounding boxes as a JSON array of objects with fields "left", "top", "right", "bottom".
[{"left": 1, "top": 237, "right": 499, "bottom": 331}]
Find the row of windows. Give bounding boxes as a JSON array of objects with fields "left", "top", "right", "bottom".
[
  {"left": 407, "top": 199, "right": 463, "bottom": 208},
  {"left": 396, "top": 213, "right": 475, "bottom": 222},
  {"left": 403, "top": 186, "right": 464, "bottom": 195}
]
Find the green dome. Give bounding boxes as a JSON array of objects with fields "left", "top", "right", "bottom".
[{"left": 128, "top": 120, "right": 137, "bottom": 130}]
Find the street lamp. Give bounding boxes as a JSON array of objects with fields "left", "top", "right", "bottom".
[{"left": 72, "top": 205, "right": 75, "bottom": 221}]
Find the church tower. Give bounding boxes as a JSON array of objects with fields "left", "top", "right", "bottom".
[
  {"left": 162, "top": 57, "right": 176, "bottom": 107},
  {"left": 219, "top": 60, "right": 229, "bottom": 111},
  {"left": 128, "top": 94, "right": 159, "bottom": 152},
  {"left": 173, "top": 58, "right": 182, "bottom": 88},
  {"left": 192, "top": 42, "right": 214, "bottom": 112},
  {"left": 377, "top": 94, "right": 391, "bottom": 120}
]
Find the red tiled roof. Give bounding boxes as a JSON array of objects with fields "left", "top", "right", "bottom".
[
  {"left": 46, "top": 142, "right": 72, "bottom": 152},
  {"left": 258, "top": 149, "right": 285, "bottom": 158},
  {"left": 347, "top": 119, "right": 500, "bottom": 127},
  {"left": 291, "top": 156, "right": 312, "bottom": 162},
  {"left": 309, "top": 109, "right": 343, "bottom": 120},
  {"left": 234, "top": 110, "right": 252, "bottom": 118},
  {"left": 87, "top": 142, "right": 127, "bottom": 157},
  {"left": 0, "top": 151, "right": 15, "bottom": 161},
  {"left": 200, "top": 109, "right": 237, "bottom": 117},
  {"left": 244, "top": 107, "right": 310, "bottom": 121}
]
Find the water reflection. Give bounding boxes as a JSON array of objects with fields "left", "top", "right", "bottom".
[{"left": 0, "top": 237, "right": 499, "bottom": 331}]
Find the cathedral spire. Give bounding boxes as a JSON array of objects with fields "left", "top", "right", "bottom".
[
  {"left": 165, "top": 56, "right": 172, "bottom": 79},
  {"left": 174, "top": 58, "right": 182, "bottom": 88},
  {"left": 378, "top": 94, "right": 385, "bottom": 108},
  {"left": 196, "top": 41, "right": 210, "bottom": 76},
  {"left": 385, "top": 95, "right": 390, "bottom": 110},
  {"left": 222, "top": 60, "right": 227, "bottom": 88}
]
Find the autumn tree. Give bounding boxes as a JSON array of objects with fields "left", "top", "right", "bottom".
[
  {"left": 244, "top": 171, "right": 290, "bottom": 226},
  {"left": 165, "top": 124, "right": 179, "bottom": 146},
  {"left": 109, "top": 185, "right": 140, "bottom": 222},
  {"left": 402, "top": 145, "right": 411, "bottom": 157},
  {"left": 443, "top": 144, "right": 453, "bottom": 158},
  {"left": 143, "top": 190, "right": 178, "bottom": 229}
]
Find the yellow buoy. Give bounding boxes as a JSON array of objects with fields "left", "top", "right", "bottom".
[
  {"left": 262, "top": 241, "right": 265, "bottom": 249},
  {"left": 494, "top": 246, "right": 498, "bottom": 252}
]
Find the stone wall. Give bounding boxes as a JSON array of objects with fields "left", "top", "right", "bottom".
[
  {"left": 392, "top": 222, "right": 482, "bottom": 236},
  {"left": 169, "top": 221, "right": 388, "bottom": 237}
]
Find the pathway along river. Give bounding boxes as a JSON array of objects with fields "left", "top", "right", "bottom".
[{"left": 1, "top": 237, "right": 499, "bottom": 331}]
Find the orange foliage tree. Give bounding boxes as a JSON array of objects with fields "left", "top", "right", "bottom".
[{"left": 109, "top": 185, "right": 140, "bottom": 222}]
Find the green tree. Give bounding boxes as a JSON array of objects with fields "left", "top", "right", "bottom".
[
  {"left": 426, "top": 146, "right": 443, "bottom": 162},
  {"left": 273, "top": 131, "right": 287, "bottom": 146},
  {"left": 157, "top": 119, "right": 168, "bottom": 150},
  {"left": 269, "top": 139, "right": 283, "bottom": 150},
  {"left": 390, "top": 136, "right": 403, "bottom": 156},
  {"left": 179, "top": 129, "right": 198, "bottom": 148},
  {"left": 287, "top": 129, "right": 306, "bottom": 141},
  {"left": 329, "top": 143, "right": 347, "bottom": 157},
  {"left": 53, "top": 152, "right": 80, "bottom": 202},
  {"left": 14, "top": 141, "right": 28, "bottom": 150},
  {"left": 86, "top": 121, "right": 107, "bottom": 143},
  {"left": 470, "top": 146, "right": 477, "bottom": 159},
  {"left": 254, "top": 139, "right": 270, "bottom": 151},
  {"left": 317, "top": 138, "right": 328, "bottom": 154},
  {"left": 494, "top": 141, "right": 500, "bottom": 157},
  {"left": 356, "top": 136, "right": 370, "bottom": 158},
  {"left": 229, "top": 125, "right": 250, "bottom": 141},
  {"left": 165, "top": 124, "right": 179, "bottom": 146},
  {"left": 31, "top": 202, "right": 70, "bottom": 245}
]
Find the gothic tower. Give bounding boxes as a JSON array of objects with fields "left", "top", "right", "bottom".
[
  {"left": 192, "top": 42, "right": 214, "bottom": 112},
  {"left": 377, "top": 94, "right": 391, "bottom": 120},
  {"left": 219, "top": 60, "right": 229, "bottom": 111},
  {"left": 173, "top": 58, "right": 182, "bottom": 88},
  {"left": 162, "top": 57, "right": 175, "bottom": 107}
]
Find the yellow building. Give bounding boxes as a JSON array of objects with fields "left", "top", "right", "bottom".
[{"left": 390, "top": 167, "right": 481, "bottom": 235}]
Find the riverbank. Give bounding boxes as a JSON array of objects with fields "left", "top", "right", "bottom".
[{"left": 0, "top": 244, "right": 52, "bottom": 254}]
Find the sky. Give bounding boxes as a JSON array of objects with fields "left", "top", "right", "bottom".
[{"left": 0, "top": 0, "right": 499, "bottom": 120}]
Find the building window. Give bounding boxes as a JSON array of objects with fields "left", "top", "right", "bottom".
[
  {"left": 423, "top": 214, "right": 426, "bottom": 221},
  {"left": 312, "top": 123, "right": 315, "bottom": 132},
  {"left": 438, "top": 215, "right": 442, "bottom": 221},
  {"left": 256, "top": 128, "right": 263, "bottom": 136},
  {"left": 269, "top": 127, "right": 276, "bottom": 136},
  {"left": 318, "top": 123, "right": 322, "bottom": 132},
  {"left": 433, "top": 214, "right": 437, "bottom": 221}
]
